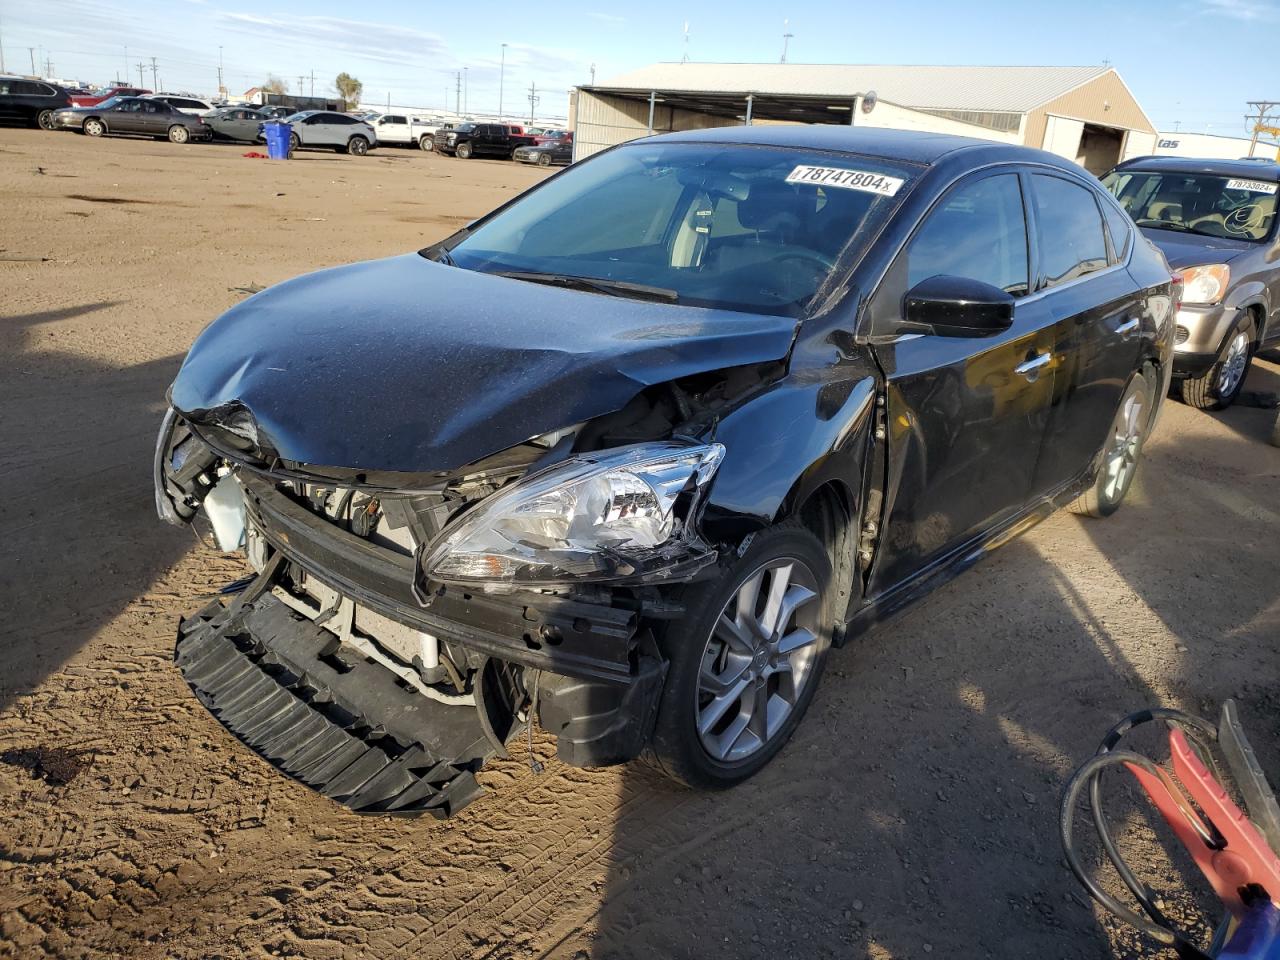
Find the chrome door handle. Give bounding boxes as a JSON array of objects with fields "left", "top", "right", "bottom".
[
  {"left": 1117, "top": 318, "right": 1141, "bottom": 338},
  {"left": 1014, "top": 352, "right": 1052, "bottom": 380}
]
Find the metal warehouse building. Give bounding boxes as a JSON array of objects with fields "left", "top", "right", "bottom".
[{"left": 571, "top": 63, "right": 1158, "bottom": 174}]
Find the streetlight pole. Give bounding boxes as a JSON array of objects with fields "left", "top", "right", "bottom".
[
  {"left": 499, "top": 43, "right": 507, "bottom": 120},
  {"left": 463, "top": 66, "right": 468, "bottom": 116}
]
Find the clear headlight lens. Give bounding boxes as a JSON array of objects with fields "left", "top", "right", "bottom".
[
  {"left": 1180, "top": 264, "right": 1230, "bottom": 305},
  {"left": 421, "top": 442, "right": 725, "bottom": 585}
]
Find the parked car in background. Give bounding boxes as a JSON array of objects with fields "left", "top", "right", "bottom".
[
  {"left": 513, "top": 139, "right": 572, "bottom": 167},
  {"left": 1103, "top": 157, "right": 1279, "bottom": 408},
  {"left": 434, "top": 122, "right": 536, "bottom": 159},
  {"left": 51, "top": 96, "right": 211, "bottom": 143},
  {"left": 69, "top": 85, "right": 150, "bottom": 107},
  {"left": 145, "top": 94, "right": 215, "bottom": 116},
  {"left": 373, "top": 113, "right": 440, "bottom": 150},
  {"left": 156, "top": 127, "right": 1175, "bottom": 815},
  {"left": 270, "top": 110, "right": 376, "bottom": 155},
  {"left": 257, "top": 105, "right": 293, "bottom": 120},
  {"left": 0, "top": 76, "right": 72, "bottom": 129},
  {"left": 205, "top": 106, "right": 270, "bottom": 142},
  {"left": 534, "top": 128, "right": 572, "bottom": 147}
]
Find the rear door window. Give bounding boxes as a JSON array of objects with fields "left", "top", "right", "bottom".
[
  {"left": 1100, "top": 198, "right": 1132, "bottom": 263},
  {"left": 1031, "top": 174, "right": 1110, "bottom": 289}
]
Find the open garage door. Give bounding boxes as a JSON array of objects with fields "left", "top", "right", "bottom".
[{"left": 1043, "top": 115, "right": 1084, "bottom": 162}]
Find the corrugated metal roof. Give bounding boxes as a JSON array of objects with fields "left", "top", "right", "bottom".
[{"left": 591, "top": 63, "right": 1112, "bottom": 114}]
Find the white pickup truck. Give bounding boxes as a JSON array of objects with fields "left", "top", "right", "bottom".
[{"left": 371, "top": 114, "right": 443, "bottom": 150}]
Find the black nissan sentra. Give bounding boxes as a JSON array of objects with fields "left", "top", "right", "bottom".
[{"left": 157, "top": 127, "right": 1175, "bottom": 816}]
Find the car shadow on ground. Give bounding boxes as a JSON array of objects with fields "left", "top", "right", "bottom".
[
  {"left": 585, "top": 409, "right": 1280, "bottom": 960},
  {"left": 0, "top": 303, "right": 193, "bottom": 711}
]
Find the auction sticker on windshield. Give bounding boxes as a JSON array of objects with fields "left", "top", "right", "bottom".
[
  {"left": 1226, "top": 178, "right": 1278, "bottom": 195},
  {"left": 786, "top": 165, "right": 905, "bottom": 196}
]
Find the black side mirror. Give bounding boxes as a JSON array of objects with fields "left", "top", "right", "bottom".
[{"left": 903, "top": 275, "right": 1015, "bottom": 338}]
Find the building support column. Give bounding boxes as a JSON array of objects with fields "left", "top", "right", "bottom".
[
  {"left": 647, "top": 90, "right": 656, "bottom": 136},
  {"left": 745, "top": 94, "right": 754, "bottom": 125}
]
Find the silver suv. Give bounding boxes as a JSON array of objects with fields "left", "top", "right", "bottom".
[{"left": 272, "top": 110, "right": 376, "bottom": 156}]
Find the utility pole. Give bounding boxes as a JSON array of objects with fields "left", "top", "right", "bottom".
[
  {"left": 296, "top": 75, "right": 305, "bottom": 98},
  {"left": 781, "top": 19, "right": 793, "bottom": 63},
  {"left": 28, "top": 47, "right": 36, "bottom": 75},
  {"left": 149, "top": 57, "right": 158, "bottom": 90},
  {"left": 309, "top": 70, "right": 315, "bottom": 98},
  {"left": 0, "top": 12, "right": 7, "bottom": 75},
  {"left": 45, "top": 54, "right": 53, "bottom": 78},
  {"left": 463, "top": 66, "right": 468, "bottom": 115},
  {"left": 590, "top": 63, "right": 596, "bottom": 86},
  {"left": 499, "top": 43, "right": 507, "bottom": 120},
  {"left": 217, "top": 46, "right": 223, "bottom": 98},
  {"left": 1245, "top": 101, "right": 1280, "bottom": 158},
  {"left": 455, "top": 71, "right": 461, "bottom": 115},
  {"left": 137, "top": 62, "right": 145, "bottom": 87},
  {"left": 123, "top": 45, "right": 128, "bottom": 85},
  {"left": 527, "top": 81, "right": 539, "bottom": 124}
]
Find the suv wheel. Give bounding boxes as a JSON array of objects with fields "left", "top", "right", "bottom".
[
  {"left": 36, "top": 109, "right": 55, "bottom": 130},
  {"left": 83, "top": 118, "right": 105, "bottom": 137},
  {"left": 168, "top": 124, "right": 190, "bottom": 144},
  {"left": 1179, "top": 318, "right": 1254, "bottom": 410},
  {"left": 647, "top": 521, "right": 832, "bottom": 788},
  {"left": 456, "top": 141, "right": 473, "bottom": 159},
  {"left": 1070, "top": 368, "right": 1154, "bottom": 518},
  {"left": 347, "top": 136, "right": 369, "bottom": 156}
]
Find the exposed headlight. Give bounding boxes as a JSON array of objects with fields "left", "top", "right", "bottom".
[
  {"left": 1180, "top": 264, "right": 1230, "bottom": 305},
  {"left": 420, "top": 442, "right": 725, "bottom": 586}
]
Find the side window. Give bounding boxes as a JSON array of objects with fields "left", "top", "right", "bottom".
[
  {"left": 1100, "top": 197, "right": 1132, "bottom": 263},
  {"left": 143, "top": 102, "right": 163, "bottom": 114},
  {"left": 1031, "top": 174, "right": 1110, "bottom": 289},
  {"left": 903, "top": 173, "right": 1030, "bottom": 297}
]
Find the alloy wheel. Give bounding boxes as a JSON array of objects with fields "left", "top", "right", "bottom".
[
  {"left": 37, "top": 110, "right": 54, "bottom": 130},
  {"left": 1101, "top": 388, "right": 1145, "bottom": 503},
  {"left": 695, "top": 558, "right": 821, "bottom": 763},
  {"left": 1217, "top": 331, "right": 1249, "bottom": 398}
]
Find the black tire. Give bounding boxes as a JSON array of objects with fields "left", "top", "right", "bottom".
[
  {"left": 1271, "top": 409, "right": 1280, "bottom": 449},
  {"left": 647, "top": 521, "right": 833, "bottom": 789},
  {"left": 83, "top": 117, "right": 105, "bottom": 137},
  {"left": 347, "top": 136, "right": 369, "bottom": 156},
  {"left": 456, "top": 141, "right": 473, "bottom": 159},
  {"left": 168, "top": 125, "right": 190, "bottom": 144},
  {"left": 36, "top": 109, "right": 55, "bottom": 131},
  {"left": 419, "top": 136, "right": 434, "bottom": 152},
  {"left": 1178, "top": 316, "right": 1255, "bottom": 410},
  {"left": 1070, "top": 368, "right": 1155, "bottom": 518},
  {"left": 289, "top": 132, "right": 300, "bottom": 152},
  {"left": 537, "top": 152, "right": 552, "bottom": 167}
]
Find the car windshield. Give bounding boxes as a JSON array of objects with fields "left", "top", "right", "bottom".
[
  {"left": 283, "top": 112, "right": 310, "bottom": 122},
  {"left": 94, "top": 96, "right": 126, "bottom": 110},
  {"left": 445, "top": 141, "right": 916, "bottom": 317},
  {"left": 1103, "top": 169, "right": 1278, "bottom": 242}
]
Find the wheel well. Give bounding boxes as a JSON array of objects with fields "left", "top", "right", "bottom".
[
  {"left": 794, "top": 481, "right": 859, "bottom": 631},
  {"left": 1246, "top": 303, "right": 1265, "bottom": 347}
]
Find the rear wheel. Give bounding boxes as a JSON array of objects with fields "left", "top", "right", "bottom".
[
  {"left": 419, "top": 136, "right": 434, "bottom": 151},
  {"left": 83, "top": 118, "right": 105, "bottom": 137},
  {"left": 1179, "top": 319, "right": 1254, "bottom": 410},
  {"left": 36, "top": 109, "right": 55, "bottom": 130},
  {"left": 1070, "top": 369, "right": 1154, "bottom": 518},
  {"left": 347, "top": 136, "right": 369, "bottom": 156},
  {"left": 168, "top": 124, "right": 190, "bottom": 144},
  {"left": 647, "top": 522, "right": 832, "bottom": 788},
  {"left": 456, "top": 141, "right": 473, "bottom": 159}
]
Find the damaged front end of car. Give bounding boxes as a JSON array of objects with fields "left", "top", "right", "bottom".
[{"left": 155, "top": 258, "right": 800, "bottom": 816}]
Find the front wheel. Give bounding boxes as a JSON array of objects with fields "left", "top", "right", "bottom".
[
  {"left": 1070, "top": 369, "right": 1154, "bottom": 518},
  {"left": 1179, "top": 321, "right": 1253, "bottom": 410},
  {"left": 36, "top": 109, "right": 55, "bottom": 130},
  {"left": 289, "top": 132, "right": 300, "bottom": 153},
  {"left": 455, "top": 141, "right": 473, "bottom": 159},
  {"left": 647, "top": 521, "right": 833, "bottom": 788},
  {"left": 537, "top": 152, "right": 552, "bottom": 167},
  {"left": 347, "top": 136, "right": 369, "bottom": 156},
  {"left": 168, "top": 125, "right": 190, "bottom": 144},
  {"left": 83, "top": 118, "right": 105, "bottom": 137}
]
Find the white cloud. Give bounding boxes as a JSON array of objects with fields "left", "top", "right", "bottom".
[
  {"left": 1203, "top": 0, "right": 1278, "bottom": 20},
  {"left": 585, "top": 12, "right": 626, "bottom": 24}
]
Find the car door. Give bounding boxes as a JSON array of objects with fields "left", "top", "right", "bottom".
[
  {"left": 864, "top": 168, "right": 1060, "bottom": 596},
  {"left": 301, "top": 113, "right": 330, "bottom": 145},
  {"left": 139, "top": 100, "right": 169, "bottom": 134},
  {"left": 1027, "top": 172, "right": 1145, "bottom": 494},
  {"left": 111, "top": 99, "right": 147, "bottom": 133}
]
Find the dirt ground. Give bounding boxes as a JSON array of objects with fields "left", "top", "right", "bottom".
[{"left": 1, "top": 127, "right": 1279, "bottom": 960}]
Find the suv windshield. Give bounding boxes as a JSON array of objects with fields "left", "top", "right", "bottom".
[
  {"left": 1103, "top": 169, "right": 1278, "bottom": 241},
  {"left": 445, "top": 141, "right": 916, "bottom": 317}
]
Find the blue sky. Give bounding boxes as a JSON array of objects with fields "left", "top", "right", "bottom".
[{"left": 2, "top": 0, "right": 1275, "bottom": 130}]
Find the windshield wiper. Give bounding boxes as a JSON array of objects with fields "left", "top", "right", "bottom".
[
  {"left": 491, "top": 270, "right": 679, "bottom": 303},
  {"left": 1136, "top": 219, "right": 1190, "bottom": 232}
]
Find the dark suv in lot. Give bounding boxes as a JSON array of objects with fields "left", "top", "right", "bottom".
[
  {"left": 0, "top": 76, "right": 72, "bottom": 130},
  {"left": 434, "top": 122, "right": 536, "bottom": 159},
  {"left": 1103, "top": 157, "right": 1279, "bottom": 408},
  {"left": 157, "top": 127, "right": 1174, "bottom": 817}
]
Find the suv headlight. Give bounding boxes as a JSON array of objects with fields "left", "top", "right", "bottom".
[
  {"left": 1180, "top": 264, "right": 1230, "bottom": 306},
  {"left": 419, "top": 442, "right": 725, "bottom": 587}
]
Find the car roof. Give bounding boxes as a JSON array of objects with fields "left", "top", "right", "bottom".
[
  {"left": 642, "top": 124, "right": 1050, "bottom": 167},
  {"left": 1114, "top": 155, "right": 1280, "bottom": 180}
]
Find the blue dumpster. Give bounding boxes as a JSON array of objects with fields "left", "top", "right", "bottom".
[{"left": 263, "top": 121, "right": 291, "bottom": 160}]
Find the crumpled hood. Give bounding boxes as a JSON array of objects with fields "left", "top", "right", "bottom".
[
  {"left": 170, "top": 254, "right": 799, "bottom": 472},
  {"left": 1139, "top": 227, "right": 1256, "bottom": 270}
]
